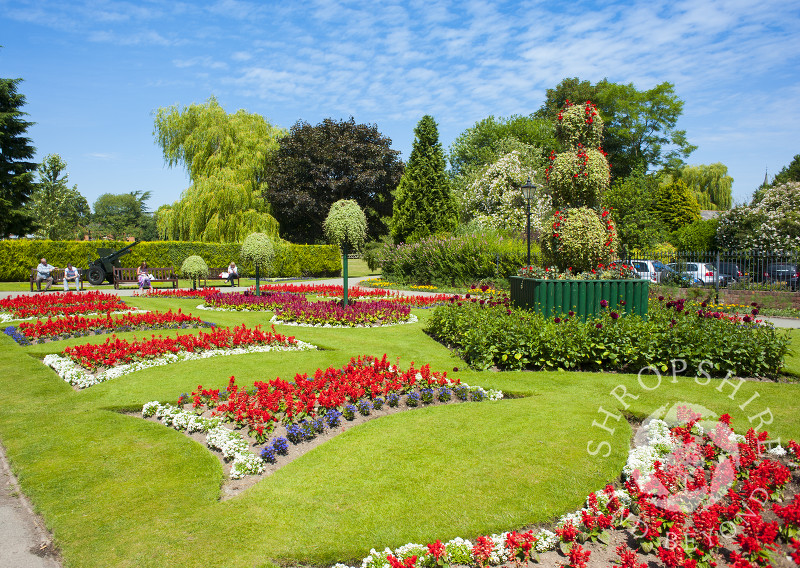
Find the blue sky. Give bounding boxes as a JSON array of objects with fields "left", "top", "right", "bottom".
[{"left": 2, "top": 0, "right": 799, "bottom": 212}]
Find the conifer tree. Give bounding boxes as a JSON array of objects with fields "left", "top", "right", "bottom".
[
  {"left": 0, "top": 78, "right": 37, "bottom": 237},
  {"left": 391, "top": 115, "right": 456, "bottom": 244},
  {"left": 654, "top": 179, "right": 700, "bottom": 232}
]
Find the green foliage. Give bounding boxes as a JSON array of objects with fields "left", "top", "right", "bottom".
[
  {"left": 0, "top": 77, "right": 37, "bottom": 238},
  {"left": 324, "top": 199, "right": 367, "bottom": 250},
  {"left": 541, "top": 207, "right": 617, "bottom": 272},
  {"left": 555, "top": 102, "right": 604, "bottom": 149},
  {"left": 677, "top": 163, "right": 733, "bottom": 210},
  {"left": 671, "top": 218, "right": 719, "bottom": 251},
  {"left": 27, "top": 154, "right": 90, "bottom": 240},
  {"left": 91, "top": 191, "right": 156, "bottom": 241},
  {"left": 180, "top": 255, "right": 209, "bottom": 278},
  {"left": 240, "top": 233, "right": 275, "bottom": 272},
  {"left": 0, "top": 240, "right": 339, "bottom": 281},
  {"left": 378, "top": 231, "right": 537, "bottom": 286},
  {"left": 153, "top": 96, "right": 284, "bottom": 243},
  {"left": 266, "top": 117, "right": 404, "bottom": 244},
  {"left": 654, "top": 179, "right": 701, "bottom": 232},
  {"left": 425, "top": 299, "right": 789, "bottom": 376},
  {"left": 601, "top": 169, "right": 669, "bottom": 251},
  {"left": 771, "top": 154, "right": 800, "bottom": 186},
  {"left": 536, "top": 77, "right": 696, "bottom": 181},
  {"left": 448, "top": 114, "right": 556, "bottom": 179},
  {"left": 391, "top": 115, "right": 457, "bottom": 244}
]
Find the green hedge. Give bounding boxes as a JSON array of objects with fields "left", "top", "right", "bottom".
[{"left": 0, "top": 240, "right": 341, "bottom": 281}]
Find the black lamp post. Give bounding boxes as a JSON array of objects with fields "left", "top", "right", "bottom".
[{"left": 521, "top": 177, "right": 540, "bottom": 267}]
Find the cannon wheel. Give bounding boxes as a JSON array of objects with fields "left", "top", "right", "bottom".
[{"left": 87, "top": 266, "right": 106, "bottom": 286}]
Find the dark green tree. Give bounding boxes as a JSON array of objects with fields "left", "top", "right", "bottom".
[
  {"left": 27, "top": 154, "right": 90, "bottom": 240},
  {"left": 0, "top": 78, "right": 37, "bottom": 237},
  {"left": 601, "top": 168, "right": 669, "bottom": 251},
  {"left": 265, "top": 117, "right": 404, "bottom": 244},
  {"left": 771, "top": 154, "right": 800, "bottom": 186},
  {"left": 536, "top": 78, "right": 696, "bottom": 181},
  {"left": 391, "top": 115, "right": 457, "bottom": 243},
  {"left": 654, "top": 179, "right": 701, "bottom": 232},
  {"left": 91, "top": 191, "right": 156, "bottom": 240}
]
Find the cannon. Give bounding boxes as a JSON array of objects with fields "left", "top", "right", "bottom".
[{"left": 86, "top": 241, "right": 138, "bottom": 285}]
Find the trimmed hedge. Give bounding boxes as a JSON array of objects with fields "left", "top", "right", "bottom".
[{"left": 0, "top": 240, "right": 341, "bottom": 281}]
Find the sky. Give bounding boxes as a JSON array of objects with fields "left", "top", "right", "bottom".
[{"left": 2, "top": 0, "right": 799, "bottom": 212}]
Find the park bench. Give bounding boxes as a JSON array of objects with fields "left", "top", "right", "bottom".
[
  {"left": 202, "top": 267, "right": 241, "bottom": 287},
  {"left": 29, "top": 267, "right": 84, "bottom": 292},
  {"left": 112, "top": 267, "right": 178, "bottom": 289}
]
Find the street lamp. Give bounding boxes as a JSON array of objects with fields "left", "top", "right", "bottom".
[{"left": 521, "top": 177, "right": 540, "bottom": 267}]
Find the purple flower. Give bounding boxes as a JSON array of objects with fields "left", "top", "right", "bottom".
[
  {"left": 600, "top": 299, "right": 608, "bottom": 308},
  {"left": 554, "top": 317, "right": 561, "bottom": 323},
  {"left": 610, "top": 312, "right": 619, "bottom": 320},
  {"left": 595, "top": 323, "right": 602, "bottom": 329}
]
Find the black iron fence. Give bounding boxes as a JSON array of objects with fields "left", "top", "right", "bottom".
[{"left": 620, "top": 249, "right": 800, "bottom": 292}]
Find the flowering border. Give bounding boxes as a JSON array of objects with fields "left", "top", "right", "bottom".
[{"left": 44, "top": 340, "right": 316, "bottom": 389}]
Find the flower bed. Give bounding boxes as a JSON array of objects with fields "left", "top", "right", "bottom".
[
  {"left": 203, "top": 291, "right": 305, "bottom": 311},
  {"left": 143, "top": 355, "right": 502, "bottom": 478},
  {"left": 327, "top": 410, "right": 800, "bottom": 568},
  {"left": 9, "top": 309, "right": 209, "bottom": 344},
  {"left": 426, "top": 295, "right": 790, "bottom": 377},
  {"left": 133, "top": 288, "right": 221, "bottom": 299},
  {"left": 273, "top": 299, "right": 414, "bottom": 327},
  {"left": 0, "top": 291, "right": 129, "bottom": 321},
  {"left": 45, "top": 325, "right": 315, "bottom": 388},
  {"left": 253, "top": 282, "right": 397, "bottom": 298}
]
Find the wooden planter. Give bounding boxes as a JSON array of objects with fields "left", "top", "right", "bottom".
[{"left": 509, "top": 277, "right": 649, "bottom": 320}]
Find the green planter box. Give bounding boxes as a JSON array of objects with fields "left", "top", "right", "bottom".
[{"left": 509, "top": 276, "right": 649, "bottom": 320}]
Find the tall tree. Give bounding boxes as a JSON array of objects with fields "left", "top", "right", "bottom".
[
  {"left": 536, "top": 78, "right": 696, "bottom": 180},
  {"left": 0, "top": 78, "right": 37, "bottom": 237},
  {"left": 391, "top": 115, "right": 456, "bottom": 244},
  {"left": 677, "top": 163, "right": 733, "bottom": 210},
  {"left": 448, "top": 114, "right": 556, "bottom": 179},
  {"left": 602, "top": 168, "right": 669, "bottom": 251},
  {"left": 27, "top": 154, "right": 90, "bottom": 240},
  {"left": 265, "top": 117, "right": 404, "bottom": 244},
  {"left": 153, "top": 97, "right": 284, "bottom": 242},
  {"left": 91, "top": 191, "right": 155, "bottom": 241},
  {"left": 771, "top": 154, "right": 800, "bottom": 186},
  {"left": 654, "top": 179, "right": 701, "bottom": 232}
]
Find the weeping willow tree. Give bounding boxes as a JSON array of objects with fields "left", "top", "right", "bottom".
[
  {"left": 153, "top": 97, "right": 285, "bottom": 242},
  {"left": 678, "top": 163, "right": 733, "bottom": 210}
]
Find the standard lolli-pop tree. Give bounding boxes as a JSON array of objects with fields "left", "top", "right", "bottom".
[{"left": 541, "top": 101, "right": 618, "bottom": 274}]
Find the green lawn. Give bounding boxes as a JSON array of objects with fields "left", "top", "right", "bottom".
[{"left": 0, "top": 297, "right": 798, "bottom": 568}]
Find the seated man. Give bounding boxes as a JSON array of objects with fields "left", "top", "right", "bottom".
[
  {"left": 63, "top": 262, "right": 80, "bottom": 291},
  {"left": 35, "top": 257, "right": 56, "bottom": 292}
]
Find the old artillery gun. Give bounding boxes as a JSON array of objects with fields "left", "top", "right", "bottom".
[{"left": 85, "top": 241, "right": 138, "bottom": 285}]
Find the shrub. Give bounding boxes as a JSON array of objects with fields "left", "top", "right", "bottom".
[
  {"left": 241, "top": 233, "right": 275, "bottom": 273},
  {"left": 424, "top": 298, "right": 789, "bottom": 377},
  {"left": 672, "top": 218, "right": 719, "bottom": 251},
  {"left": 378, "top": 232, "right": 538, "bottom": 286},
  {"left": 324, "top": 199, "right": 367, "bottom": 251}
]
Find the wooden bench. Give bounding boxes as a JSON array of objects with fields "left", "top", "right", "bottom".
[
  {"left": 29, "top": 267, "right": 84, "bottom": 292},
  {"left": 112, "top": 267, "right": 178, "bottom": 289},
  {"left": 202, "top": 267, "right": 241, "bottom": 287}
]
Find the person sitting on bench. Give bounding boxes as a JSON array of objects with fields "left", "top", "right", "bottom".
[
  {"left": 63, "top": 262, "right": 80, "bottom": 291},
  {"left": 35, "top": 258, "right": 56, "bottom": 292},
  {"left": 137, "top": 261, "right": 152, "bottom": 293}
]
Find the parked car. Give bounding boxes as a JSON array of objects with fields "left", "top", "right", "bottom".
[
  {"left": 761, "top": 263, "right": 799, "bottom": 291},
  {"left": 717, "top": 261, "right": 743, "bottom": 283},
  {"left": 659, "top": 265, "right": 697, "bottom": 287},
  {"left": 627, "top": 259, "right": 667, "bottom": 282},
  {"left": 666, "top": 262, "right": 728, "bottom": 287}
]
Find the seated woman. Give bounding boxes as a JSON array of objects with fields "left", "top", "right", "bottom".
[
  {"left": 226, "top": 261, "right": 239, "bottom": 287},
  {"left": 137, "top": 261, "right": 152, "bottom": 293},
  {"left": 63, "top": 262, "right": 80, "bottom": 291}
]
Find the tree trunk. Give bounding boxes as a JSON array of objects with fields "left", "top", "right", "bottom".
[
  {"left": 255, "top": 265, "right": 260, "bottom": 296},
  {"left": 342, "top": 243, "right": 349, "bottom": 307}
]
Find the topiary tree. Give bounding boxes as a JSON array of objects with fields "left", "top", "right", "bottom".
[
  {"left": 324, "top": 199, "right": 366, "bottom": 306},
  {"left": 542, "top": 101, "right": 616, "bottom": 271},
  {"left": 180, "top": 255, "right": 209, "bottom": 290},
  {"left": 241, "top": 232, "right": 274, "bottom": 296},
  {"left": 541, "top": 206, "right": 617, "bottom": 272}
]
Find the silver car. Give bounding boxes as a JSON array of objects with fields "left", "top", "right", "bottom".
[{"left": 666, "top": 262, "right": 728, "bottom": 287}]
